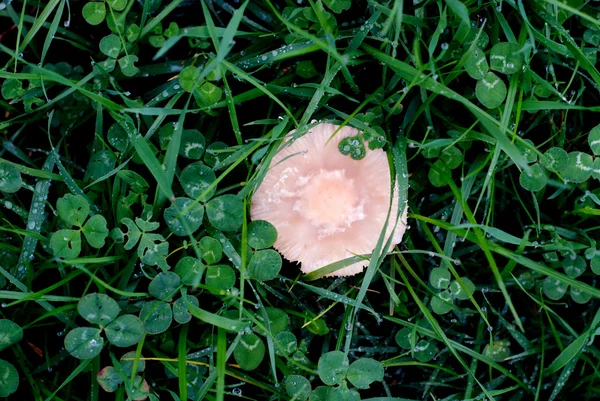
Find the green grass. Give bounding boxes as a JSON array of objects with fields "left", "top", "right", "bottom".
[{"left": 1, "top": 0, "right": 600, "bottom": 400}]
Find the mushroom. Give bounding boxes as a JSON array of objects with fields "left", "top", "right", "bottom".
[{"left": 251, "top": 123, "right": 408, "bottom": 277}]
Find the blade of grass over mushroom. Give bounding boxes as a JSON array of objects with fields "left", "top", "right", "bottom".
[
  {"left": 302, "top": 254, "right": 371, "bottom": 281},
  {"left": 363, "top": 44, "right": 529, "bottom": 170},
  {"left": 343, "top": 138, "right": 410, "bottom": 355}
]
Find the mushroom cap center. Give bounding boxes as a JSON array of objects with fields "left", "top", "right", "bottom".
[{"left": 295, "top": 169, "right": 365, "bottom": 232}]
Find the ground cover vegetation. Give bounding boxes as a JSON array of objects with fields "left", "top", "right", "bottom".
[{"left": 1, "top": 0, "right": 600, "bottom": 400}]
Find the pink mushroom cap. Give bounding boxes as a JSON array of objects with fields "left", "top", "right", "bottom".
[{"left": 251, "top": 123, "right": 408, "bottom": 277}]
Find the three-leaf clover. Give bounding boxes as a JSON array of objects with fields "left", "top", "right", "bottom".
[
  {"left": 148, "top": 21, "right": 179, "bottom": 48},
  {"left": 50, "top": 194, "right": 108, "bottom": 259},
  {"left": 64, "top": 293, "right": 145, "bottom": 360},
  {"left": 139, "top": 272, "right": 199, "bottom": 335}
]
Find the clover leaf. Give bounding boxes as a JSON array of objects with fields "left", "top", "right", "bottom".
[
  {"left": 50, "top": 195, "right": 108, "bottom": 259},
  {"left": 82, "top": 2, "right": 106, "bottom": 26},
  {"left": 0, "top": 162, "right": 22, "bottom": 194},
  {"left": 121, "top": 217, "right": 169, "bottom": 271}
]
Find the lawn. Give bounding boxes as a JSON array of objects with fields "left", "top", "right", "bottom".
[{"left": 1, "top": 0, "right": 600, "bottom": 400}]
